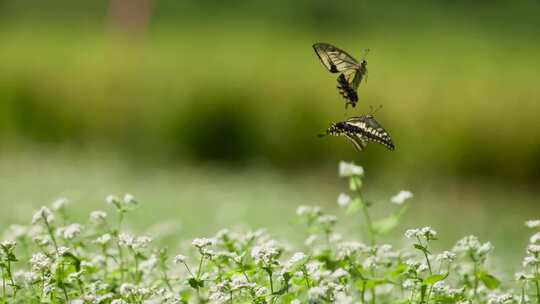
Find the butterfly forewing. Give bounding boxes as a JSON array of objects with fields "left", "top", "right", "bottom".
[{"left": 313, "top": 43, "right": 360, "bottom": 73}]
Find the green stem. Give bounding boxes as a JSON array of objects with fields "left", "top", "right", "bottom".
[
  {"left": 473, "top": 262, "right": 479, "bottom": 299},
  {"left": 196, "top": 255, "right": 205, "bottom": 279},
  {"left": 360, "top": 198, "right": 375, "bottom": 246},
  {"left": 1, "top": 267, "right": 5, "bottom": 299},
  {"left": 267, "top": 269, "right": 274, "bottom": 294}
]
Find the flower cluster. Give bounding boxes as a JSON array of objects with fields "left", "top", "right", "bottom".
[{"left": 0, "top": 162, "right": 535, "bottom": 303}]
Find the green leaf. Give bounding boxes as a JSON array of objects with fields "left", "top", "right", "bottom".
[
  {"left": 188, "top": 277, "right": 204, "bottom": 289},
  {"left": 372, "top": 206, "right": 408, "bottom": 235},
  {"left": 478, "top": 272, "right": 501, "bottom": 290},
  {"left": 346, "top": 198, "right": 362, "bottom": 215},
  {"left": 413, "top": 244, "right": 431, "bottom": 254},
  {"left": 424, "top": 274, "right": 446, "bottom": 285}
]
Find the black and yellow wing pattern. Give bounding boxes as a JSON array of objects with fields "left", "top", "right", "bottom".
[
  {"left": 319, "top": 115, "right": 394, "bottom": 151},
  {"left": 313, "top": 42, "right": 368, "bottom": 108}
]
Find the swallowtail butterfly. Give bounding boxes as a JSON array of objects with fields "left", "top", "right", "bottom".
[
  {"left": 319, "top": 115, "right": 394, "bottom": 151},
  {"left": 313, "top": 42, "right": 369, "bottom": 108}
]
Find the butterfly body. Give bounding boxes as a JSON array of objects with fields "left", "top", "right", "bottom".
[
  {"left": 320, "top": 115, "right": 394, "bottom": 151},
  {"left": 313, "top": 42, "right": 369, "bottom": 108}
]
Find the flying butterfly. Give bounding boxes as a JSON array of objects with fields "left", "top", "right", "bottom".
[
  {"left": 313, "top": 42, "right": 369, "bottom": 108},
  {"left": 318, "top": 113, "right": 394, "bottom": 152}
]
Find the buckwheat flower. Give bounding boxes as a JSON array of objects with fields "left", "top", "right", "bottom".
[
  {"left": 308, "top": 286, "right": 327, "bottom": 300},
  {"left": 111, "top": 299, "right": 128, "bottom": 304},
  {"left": 291, "top": 300, "right": 301, "bottom": 304},
  {"left": 32, "top": 206, "right": 54, "bottom": 224},
  {"left": 420, "top": 226, "right": 437, "bottom": 239},
  {"left": 525, "top": 220, "right": 540, "bottom": 228},
  {"left": 391, "top": 190, "right": 413, "bottom": 205},
  {"left": 436, "top": 251, "right": 456, "bottom": 262},
  {"left": 331, "top": 268, "right": 349, "bottom": 280},
  {"left": 317, "top": 214, "right": 337, "bottom": 226},
  {"left": 90, "top": 210, "right": 107, "bottom": 221},
  {"left": 454, "top": 235, "right": 481, "bottom": 253},
  {"left": 251, "top": 240, "right": 280, "bottom": 265},
  {"left": 522, "top": 255, "right": 539, "bottom": 267},
  {"left": 118, "top": 233, "right": 135, "bottom": 247},
  {"left": 336, "top": 241, "right": 367, "bottom": 259},
  {"left": 330, "top": 233, "right": 342, "bottom": 243},
  {"left": 173, "top": 254, "right": 186, "bottom": 264},
  {"left": 515, "top": 271, "right": 533, "bottom": 281},
  {"left": 105, "top": 195, "right": 120, "bottom": 205},
  {"left": 119, "top": 283, "right": 137, "bottom": 297},
  {"left": 62, "top": 223, "right": 82, "bottom": 239},
  {"left": 530, "top": 232, "right": 540, "bottom": 244},
  {"left": 57, "top": 246, "right": 70, "bottom": 256},
  {"left": 477, "top": 242, "right": 493, "bottom": 256},
  {"left": 30, "top": 252, "right": 51, "bottom": 272},
  {"left": 402, "top": 279, "right": 415, "bottom": 289},
  {"left": 254, "top": 286, "right": 267, "bottom": 297},
  {"left": 94, "top": 233, "right": 112, "bottom": 245},
  {"left": 1, "top": 240, "right": 16, "bottom": 251},
  {"left": 335, "top": 292, "right": 354, "bottom": 304},
  {"left": 305, "top": 234, "right": 318, "bottom": 246},
  {"left": 488, "top": 293, "right": 515, "bottom": 304},
  {"left": 527, "top": 244, "right": 540, "bottom": 254},
  {"left": 133, "top": 235, "right": 152, "bottom": 249},
  {"left": 405, "top": 228, "right": 419, "bottom": 239},
  {"left": 290, "top": 252, "right": 306, "bottom": 264},
  {"left": 192, "top": 237, "right": 213, "bottom": 249},
  {"left": 337, "top": 193, "right": 351, "bottom": 207},
  {"left": 52, "top": 197, "right": 68, "bottom": 211},
  {"left": 339, "top": 161, "right": 364, "bottom": 177},
  {"left": 123, "top": 193, "right": 137, "bottom": 205}
]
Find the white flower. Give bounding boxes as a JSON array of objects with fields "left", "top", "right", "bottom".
[
  {"left": 94, "top": 234, "right": 112, "bottom": 245},
  {"left": 337, "top": 193, "right": 351, "bottom": 207},
  {"left": 30, "top": 253, "right": 51, "bottom": 272},
  {"left": 123, "top": 193, "right": 137, "bottom": 205},
  {"left": 118, "top": 233, "right": 134, "bottom": 247},
  {"left": 105, "top": 195, "right": 120, "bottom": 205},
  {"left": 90, "top": 211, "right": 107, "bottom": 221},
  {"left": 527, "top": 244, "right": 540, "bottom": 254},
  {"left": 192, "top": 237, "right": 213, "bottom": 249},
  {"left": 436, "top": 251, "right": 456, "bottom": 262},
  {"left": 290, "top": 252, "right": 306, "bottom": 264},
  {"left": 402, "top": 279, "right": 415, "bottom": 289},
  {"left": 251, "top": 240, "right": 280, "bottom": 265},
  {"left": 526, "top": 220, "right": 540, "bottom": 228},
  {"left": 1, "top": 240, "right": 16, "bottom": 251},
  {"left": 531, "top": 232, "right": 540, "bottom": 244},
  {"left": 57, "top": 246, "right": 70, "bottom": 256},
  {"left": 133, "top": 236, "right": 152, "bottom": 249},
  {"left": 308, "top": 286, "right": 327, "bottom": 300},
  {"left": 173, "top": 254, "right": 186, "bottom": 264},
  {"left": 32, "top": 206, "right": 54, "bottom": 224},
  {"left": 391, "top": 190, "right": 413, "bottom": 205},
  {"left": 522, "top": 255, "right": 539, "bottom": 267},
  {"left": 336, "top": 241, "right": 367, "bottom": 259},
  {"left": 304, "top": 235, "right": 318, "bottom": 246},
  {"left": 52, "top": 198, "right": 68, "bottom": 210},
  {"left": 111, "top": 300, "right": 128, "bottom": 304},
  {"left": 339, "top": 161, "right": 364, "bottom": 177},
  {"left": 317, "top": 214, "right": 337, "bottom": 225},
  {"left": 515, "top": 271, "right": 533, "bottom": 281},
  {"left": 61, "top": 224, "right": 82, "bottom": 239},
  {"left": 331, "top": 268, "right": 349, "bottom": 279},
  {"left": 254, "top": 286, "right": 267, "bottom": 297},
  {"left": 405, "top": 229, "right": 419, "bottom": 239},
  {"left": 296, "top": 205, "right": 321, "bottom": 217},
  {"left": 334, "top": 292, "right": 354, "bottom": 304}
]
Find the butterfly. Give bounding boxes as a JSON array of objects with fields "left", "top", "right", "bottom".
[
  {"left": 318, "top": 114, "right": 394, "bottom": 151},
  {"left": 313, "top": 42, "right": 369, "bottom": 108}
]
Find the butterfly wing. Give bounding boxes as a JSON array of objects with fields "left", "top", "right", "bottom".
[
  {"left": 346, "top": 116, "right": 395, "bottom": 150},
  {"left": 337, "top": 70, "right": 359, "bottom": 107},
  {"left": 344, "top": 133, "right": 369, "bottom": 152},
  {"left": 313, "top": 42, "right": 360, "bottom": 73}
]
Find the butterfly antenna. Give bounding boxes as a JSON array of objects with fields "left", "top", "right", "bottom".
[
  {"left": 363, "top": 48, "right": 371, "bottom": 60},
  {"left": 369, "top": 104, "right": 383, "bottom": 115}
]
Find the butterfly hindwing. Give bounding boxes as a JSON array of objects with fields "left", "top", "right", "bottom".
[
  {"left": 320, "top": 115, "right": 394, "bottom": 152},
  {"left": 346, "top": 116, "right": 394, "bottom": 150}
]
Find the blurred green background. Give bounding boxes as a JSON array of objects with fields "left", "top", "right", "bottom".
[{"left": 0, "top": 0, "right": 539, "bottom": 273}]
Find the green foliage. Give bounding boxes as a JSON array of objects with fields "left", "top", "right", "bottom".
[{"left": 0, "top": 161, "right": 538, "bottom": 303}]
